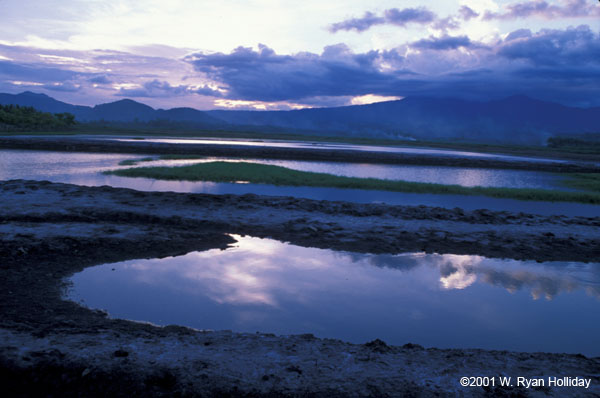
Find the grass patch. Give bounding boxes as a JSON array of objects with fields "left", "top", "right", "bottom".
[
  {"left": 106, "top": 161, "right": 600, "bottom": 204},
  {"left": 118, "top": 155, "right": 205, "bottom": 166},
  {"left": 118, "top": 157, "right": 156, "bottom": 166},
  {"left": 561, "top": 173, "right": 600, "bottom": 193},
  {"left": 158, "top": 154, "right": 206, "bottom": 160}
]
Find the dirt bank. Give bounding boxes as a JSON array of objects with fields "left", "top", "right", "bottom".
[
  {"left": 1, "top": 135, "right": 599, "bottom": 172},
  {"left": 1, "top": 180, "right": 599, "bottom": 397}
]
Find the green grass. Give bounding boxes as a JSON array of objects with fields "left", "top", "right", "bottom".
[
  {"left": 158, "top": 154, "right": 206, "bottom": 160},
  {"left": 106, "top": 161, "right": 600, "bottom": 204},
  {"left": 117, "top": 155, "right": 205, "bottom": 165},
  {"left": 118, "top": 157, "right": 156, "bottom": 166},
  {"left": 561, "top": 173, "right": 600, "bottom": 193}
]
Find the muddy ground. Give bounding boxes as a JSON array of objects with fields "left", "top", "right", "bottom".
[
  {"left": 1, "top": 179, "right": 599, "bottom": 397},
  {"left": 1, "top": 135, "right": 600, "bottom": 172}
]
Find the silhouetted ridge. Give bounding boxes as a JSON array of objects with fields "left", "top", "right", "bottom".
[{"left": 0, "top": 91, "right": 598, "bottom": 144}]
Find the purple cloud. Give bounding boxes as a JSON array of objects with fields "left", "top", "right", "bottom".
[
  {"left": 329, "top": 7, "right": 436, "bottom": 32},
  {"left": 115, "top": 80, "right": 223, "bottom": 98},
  {"left": 498, "top": 25, "right": 600, "bottom": 66},
  {"left": 328, "top": 11, "right": 385, "bottom": 33},
  {"left": 1, "top": 23, "right": 600, "bottom": 108},
  {"left": 185, "top": 25, "right": 600, "bottom": 106},
  {"left": 432, "top": 17, "right": 461, "bottom": 32},
  {"left": 484, "top": 0, "right": 600, "bottom": 20},
  {"left": 504, "top": 28, "right": 533, "bottom": 41},
  {"left": 384, "top": 7, "right": 436, "bottom": 26},
  {"left": 186, "top": 44, "right": 411, "bottom": 102},
  {"left": 411, "top": 35, "right": 475, "bottom": 50},
  {"left": 88, "top": 75, "right": 112, "bottom": 84},
  {"left": 458, "top": 5, "right": 479, "bottom": 20}
]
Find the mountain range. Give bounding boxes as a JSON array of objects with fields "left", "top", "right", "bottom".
[{"left": 1, "top": 91, "right": 599, "bottom": 144}]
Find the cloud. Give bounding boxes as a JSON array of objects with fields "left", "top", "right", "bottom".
[
  {"left": 0, "top": 44, "right": 221, "bottom": 108},
  {"left": 497, "top": 24, "right": 600, "bottom": 66},
  {"left": 43, "top": 82, "right": 81, "bottom": 92},
  {"left": 384, "top": 7, "right": 436, "bottom": 26},
  {"left": 411, "top": 35, "right": 476, "bottom": 50},
  {"left": 329, "top": 7, "right": 436, "bottom": 32},
  {"left": 115, "top": 79, "right": 224, "bottom": 99},
  {"left": 186, "top": 43, "right": 411, "bottom": 102},
  {"left": 184, "top": 25, "right": 600, "bottom": 107},
  {"left": 0, "top": 59, "right": 81, "bottom": 82},
  {"left": 504, "top": 28, "right": 533, "bottom": 41},
  {"left": 1, "top": 22, "right": 600, "bottom": 108},
  {"left": 458, "top": 5, "right": 479, "bottom": 20},
  {"left": 432, "top": 17, "right": 461, "bottom": 32},
  {"left": 484, "top": 0, "right": 600, "bottom": 20},
  {"left": 328, "top": 11, "right": 385, "bottom": 33},
  {"left": 88, "top": 75, "right": 112, "bottom": 84},
  {"left": 327, "top": 4, "right": 478, "bottom": 35}
]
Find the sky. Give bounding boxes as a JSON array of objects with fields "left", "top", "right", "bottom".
[{"left": 0, "top": 0, "right": 599, "bottom": 110}]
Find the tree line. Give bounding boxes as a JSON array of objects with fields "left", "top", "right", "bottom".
[{"left": 0, "top": 104, "right": 76, "bottom": 131}]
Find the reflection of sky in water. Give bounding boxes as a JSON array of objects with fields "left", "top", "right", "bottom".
[
  {"left": 68, "top": 235, "right": 600, "bottom": 356},
  {"left": 114, "top": 137, "right": 564, "bottom": 163},
  {"left": 2, "top": 150, "right": 598, "bottom": 216}
]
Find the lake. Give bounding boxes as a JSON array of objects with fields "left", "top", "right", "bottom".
[{"left": 66, "top": 235, "right": 600, "bottom": 356}]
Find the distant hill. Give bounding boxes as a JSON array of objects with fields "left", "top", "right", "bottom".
[
  {"left": 0, "top": 92, "right": 222, "bottom": 127},
  {"left": 1, "top": 91, "right": 599, "bottom": 144},
  {"left": 0, "top": 91, "right": 90, "bottom": 117},
  {"left": 207, "top": 95, "right": 600, "bottom": 144}
]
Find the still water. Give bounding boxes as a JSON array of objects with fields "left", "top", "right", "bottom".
[
  {"left": 115, "top": 137, "right": 564, "bottom": 163},
  {"left": 0, "top": 150, "right": 562, "bottom": 188},
  {"left": 67, "top": 235, "right": 600, "bottom": 356},
  {"left": 1, "top": 150, "right": 598, "bottom": 217}
]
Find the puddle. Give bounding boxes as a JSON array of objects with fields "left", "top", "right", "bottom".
[{"left": 66, "top": 235, "right": 600, "bottom": 356}]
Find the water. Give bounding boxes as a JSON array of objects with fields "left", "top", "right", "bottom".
[
  {"left": 2, "top": 150, "right": 598, "bottom": 217},
  {"left": 1, "top": 150, "right": 561, "bottom": 188},
  {"left": 114, "top": 137, "right": 564, "bottom": 163},
  {"left": 67, "top": 235, "right": 600, "bottom": 356},
  {"left": 159, "top": 158, "right": 565, "bottom": 189}
]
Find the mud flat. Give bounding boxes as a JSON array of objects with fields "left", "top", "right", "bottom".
[
  {"left": 1, "top": 136, "right": 600, "bottom": 172},
  {"left": 1, "top": 180, "right": 599, "bottom": 397}
]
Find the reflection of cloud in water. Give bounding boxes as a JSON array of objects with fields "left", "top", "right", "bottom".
[
  {"left": 123, "top": 235, "right": 599, "bottom": 308},
  {"left": 436, "top": 255, "right": 481, "bottom": 290},
  {"left": 346, "top": 252, "right": 424, "bottom": 272},
  {"left": 363, "top": 250, "right": 600, "bottom": 300}
]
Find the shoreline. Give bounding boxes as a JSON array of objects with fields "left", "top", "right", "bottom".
[{"left": 1, "top": 180, "right": 599, "bottom": 397}]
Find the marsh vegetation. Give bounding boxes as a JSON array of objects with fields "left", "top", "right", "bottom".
[{"left": 108, "top": 161, "right": 600, "bottom": 204}]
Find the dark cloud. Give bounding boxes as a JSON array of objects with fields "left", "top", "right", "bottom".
[
  {"left": 384, "top": 7, "right": 436, "bottom": 26},
  {"left": 183, "top": 25, "right": 600, "bottom": 106},
  {"left": 115, "top": 79, "right": 221, "bottom": 98},
  {"left": 88, "top": 75, "right": 112, "bottom": 84},
  {"left": 1, "top": 22, "right": 600, "bottom": 108},
  {"left": 186, "top": 44, "right": 410, "bottom": 102},
  {"left": 504, "top": 28, "right": 533, "bottom": 41},
  {"left": 329, "top": 7, "right": 436, "bottom": 32},
  {"left": 484, "top": 0, "right": 600, "bottom": 20},
  {"left": 498, "top": 25, "right": 600, "bottom": 66},
  {"left": 0, "top": 60, "right": 81, "bottom": 82},
  {"left": 411, "top": 35, "right": 474, "bottom": 50}
]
